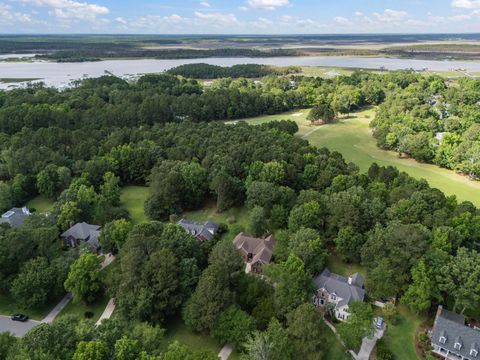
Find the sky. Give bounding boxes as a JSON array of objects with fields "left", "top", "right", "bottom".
[{"left": 1, "top": 0, "right": 480, "bottom": 34}]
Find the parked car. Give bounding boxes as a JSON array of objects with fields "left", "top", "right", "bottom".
[
  {"left": 375, "top": 316, "right": 384, "bottom": 330},
  {"left": 11, "top": 314, "right": 28, "bottom": 322}
]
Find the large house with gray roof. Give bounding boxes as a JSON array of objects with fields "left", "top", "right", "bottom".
[
  {"left": 61, "top": 222, "right": 101, "bottom": 252},
  {"left": 0, "top": 207, "right": 31, "bottom": 228},
  {"left": 431, "top": 305, "right": 480, "bottom": 360},
  {"left": 233, "top": 232, "right": 276, "bottom": 274},
  {"left": 177, "top": 218, "right": 219, "bottom": 241},
  {"left": 313, "top": 268, "right": 365, "bottom": 321}
]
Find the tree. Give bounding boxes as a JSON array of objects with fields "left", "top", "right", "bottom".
[
  {"left": 36, "top": 164, "right": 62, "bottom": 200},
  {"left": 99, "top": 219, "right": 132, "bottom": 253},
  {"left": 381, "top": 302, "right": 399, "bottom": 325},
  {"left": 289, "top": 228, "right": 327, "bottom": 275},
  {"left": 11, "top": 257, "right": 55, "bottom": 308},
  {"left": 244, "top": 318, "right": 293, "bottom": 360},
  {"left": 114, "top": 336, "right": 140, "bottom": 360},
  {"left": 335, "top": 226, "right": 364, "bottom": 263},
  {"left": 332, "top": 85, "right": 362, "bottom": 116},
  {"left": 438, "top": 248, "right": 480, "bottom": 314},
  {"left": 337, "top": 302, "right": 375, "bottom": 351},
  {"left": 64, "top": 253, "right": 103, "bottom": 304},
  {"left": 265, "top": 254, "right": 312, "bottom": 316},
  {"left": 0, "top": 182, "right": 12, "bottom": 212},
  {"left": 56, "top": 200, "right": 81, "bottom": 230},
  {"left": 0, "top": 332, "right": 16, "bottom": 360},
  {"left": 288, "top": 201, "right": 323, "bottom": 232},
  {"left": 163, "top": 341, "right": 217, "bottom": 360},
  {"left": 100, "top": 172, "right": 121, "bottom": 206},
  {"left": 213, "top": 306, "right": 255, "bottom": 351},
  {"left": 72, "top": 341, "right": 109, "bottom": 360},
  {"left": 402, "top": 259, "right": 433, "bottom": 314},
  {"left": 287, "top": 303, "right": 325, "bottom": 360},
  {"left": 307, "top": 95, "right": 335, "bottom": 124},
  {"left": 249, "top": 206, "right": 268, "bottom": 237}
]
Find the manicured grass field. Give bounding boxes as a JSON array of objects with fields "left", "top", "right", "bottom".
[
  {"left": 120, "top": 185, "right": 150, "bottom": 224},
  {"left": 326, "top": 255, "right": 368, "bottom": 279},
  {"left": 0, "top": 293, "right": 57, "bottom": 320},
  {"left": 56, "top": 295, "right": 110, "bottom": 323},
  {"left": 27, "top": 195, "right": 54, "bottom": 213},
  {"left": 387, "top": 305, "right": 424, "bottom": 360},
  {"left": 237, "top": 107, "right": 480, "bottom": 206}
]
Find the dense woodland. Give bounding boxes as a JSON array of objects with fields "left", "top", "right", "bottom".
[{"left": 0, "top": 70, "right": 480, "bottom": 359}]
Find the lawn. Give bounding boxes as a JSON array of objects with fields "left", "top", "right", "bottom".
[
  {"left": 0, "top": 293, "right": 58, "bottom": 320},
  {"left": 387, "top": 305, "right": 424, "bottom": 360},
  {"left": 120, "top": 185, "right": 150, "bottom": 224},
  {"left": 27, "top": 195, "right": 54, "bottom": 213},
  {"left": 326, "top": 255, "right": 367, "bottom": 280},
  {"left": 163, "top": 317, "right": 221, "bottom": 357},
  {"left": 322, "top": 321, "right": 351, "bottom": 360},
  {"left": 182, "top": 201, "right": 250, "bottom": 241},
  {"left": 237, "top": 107, "right": 480, "bottom": 206},
  {"left": 56, "top": 295, "right": 110, "bottom": 323}
]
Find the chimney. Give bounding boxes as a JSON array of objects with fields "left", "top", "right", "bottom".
[{"left": 348, "top": 276, "right": 353, "bottom": 285}]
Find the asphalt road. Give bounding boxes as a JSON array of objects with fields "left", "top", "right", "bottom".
[{"left": 0, "top": 315, "right": 41, "bottom": 337}]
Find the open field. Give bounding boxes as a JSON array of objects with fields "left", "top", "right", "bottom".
[
  {"left": 236, "top": 107, "right": 480, "bottom": 206},
  {"left": 120, "top": 185, "right": 150, "bottom": 224},
  {"left": 27, "top": 195, "right": 54, "bottom": 213}
]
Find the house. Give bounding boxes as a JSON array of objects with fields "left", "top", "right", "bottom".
[
  {"left": 61, "top": 222, "right": 101, "bottom": 252},
  {"left": 233, "top": 232, "right": 276, "bottom": 273},
  {"left": 177, "top": 219, "right": 219, "bottom": 241},
  {"left": 431, "top": 305, "right": 480, "bottom": 360},
  {"left": 313, "top": 268, "right": 365, "bottom": 321},
  {"left": 0, "top": 207, "right": 31, "bottom": 228}
]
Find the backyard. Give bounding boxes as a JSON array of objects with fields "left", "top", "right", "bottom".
[
  {"left": 120, "top": 185, "right": 150, "bottom": 224},
  {"left": 26, "top": 195, "right": 54, "bottom": 213}
]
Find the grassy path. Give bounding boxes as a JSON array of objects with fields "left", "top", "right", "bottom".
[{"left": 235, "top": 108, "right": 480, "bottom": 206}]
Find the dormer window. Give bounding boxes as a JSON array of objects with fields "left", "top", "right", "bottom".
[
  {"left": 439, "top": 336, "right": 447, "bottom": 344},
  {"left": 454, "top": 342, "right": 462, "bottom": 350},
  {"left": 331, "top": 294, "right": 337, "bottom": 301},
  {"left": 471, "top": 349, "right": 478, "bottom": 357}
]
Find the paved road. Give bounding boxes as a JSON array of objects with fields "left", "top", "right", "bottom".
[
  {"left": 218, "top": 344, "right": 233, "bottom": 360},
  {"left": 0, "top": 315, "right": 41, "bottom": 337},
  {"left": 95, "top": 298, "right": 115, "bottom": 326},
  {"left": 351, "top": 327, "right": 385, "bottom": 360},
  {"left": 42, "top": 293, "right": 72, "bottom": 324}
]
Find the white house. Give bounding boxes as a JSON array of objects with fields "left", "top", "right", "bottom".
[{"left": 313, "top": 268, "right": 365, "bottom": 321}]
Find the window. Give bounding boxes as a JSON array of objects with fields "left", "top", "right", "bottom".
[
  {"left": 331, "top": 294, "right": 336, "bottom": 301},
  {"left": 471, "top": 349, "right": 478, "bottom": 357},
  {"left": 439, "top": 336, "right": 446, "bottom": 344},
  {"left": 454, "top": 342, "right": 462, "bottom": 350}
]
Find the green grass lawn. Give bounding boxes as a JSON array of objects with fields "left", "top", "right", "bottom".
[
  {"left": 0, "top": 293, "right": 58, "bottom": 320},
  {"left": 237, "top": 107, "right": 480, "bottom": 206},
  {"left": 120, "top": 185, "right": 150, "bottom": 224},
  {"left": 387, "top": 305, "right": 424, "bottom": 360},
  {"left": 163, "top": 317, "right": 221, "bottom": 356},
  {"left": 56, "top": 295, "right": 110, "bottom": 323},
  {"left": 326, "top": 255, "right": 367, "bottom": 280},
  {"left": 27, "top": 195, "right": 54, "bottom": 213}
]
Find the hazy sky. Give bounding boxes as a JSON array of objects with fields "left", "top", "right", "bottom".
[{"left": 1, "top": 0, "right": 480, "bottom": 34}]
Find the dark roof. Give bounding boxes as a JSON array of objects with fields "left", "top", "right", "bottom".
[
  {"left": 432, "top": 306, "right": 480, "bottom": 358},
  {"left": 61, "top": 222, "right": 101, "bottom": 250},
  {"left": 233, "top": 232, "right": 276, "bottom": 266},
  {"left": 177, "top": 219, "right": 219, "bottom": 241},
  {"left": 0, "top": 207, "right": 31, "bottom": 228},
  {"left": 314, "top": 268, "right": 365, "bottom": 307}
]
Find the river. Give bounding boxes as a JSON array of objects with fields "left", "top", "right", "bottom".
[{"left": 1, "top": 55, "right": 480, "bottom": 89}]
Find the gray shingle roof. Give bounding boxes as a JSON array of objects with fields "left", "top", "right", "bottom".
[
  {"left": 0, "top": 207, "right": 31, "bottom": 228},
  {"left": 177, "top": 219, "right": 219, "bottom": 241},
  {"left": 432, "top": 306, "right": 480, "bottom": 359},
  {"left": 314, "top": 268, "right": 365, "bottom": 307},
  {"left": 61, "top": 222, "right": 101, "bottom": 250}
]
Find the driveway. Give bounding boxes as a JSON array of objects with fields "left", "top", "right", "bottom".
[
  {"left": 351, "top": 327, "right": 385, "bottom": 360},
  {"left": 0, "top": 315, "right": 41, "bottom": 337}
]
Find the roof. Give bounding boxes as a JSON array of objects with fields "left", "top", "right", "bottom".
[
  {"left": 432, "top": 306, "right": 480, "bottom": 358},
  {"left": 61, "top": 222, "right": 101, "bottom": 250},
  {"left": 314, "top": 268, "right": 365, "bottom": 307},
  {"left": 233, "top": 232, "right": 276, "bottom": 266},
  {"left": 177, "top": 219, "right": 219, "bottom": 241},
  {"left": 0, "top": 207, "right": 31, "bottom": 228}
]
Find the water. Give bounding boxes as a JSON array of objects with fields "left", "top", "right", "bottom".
[{"left": 1, "top": 56, "right": 480, "bottom": 89}]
